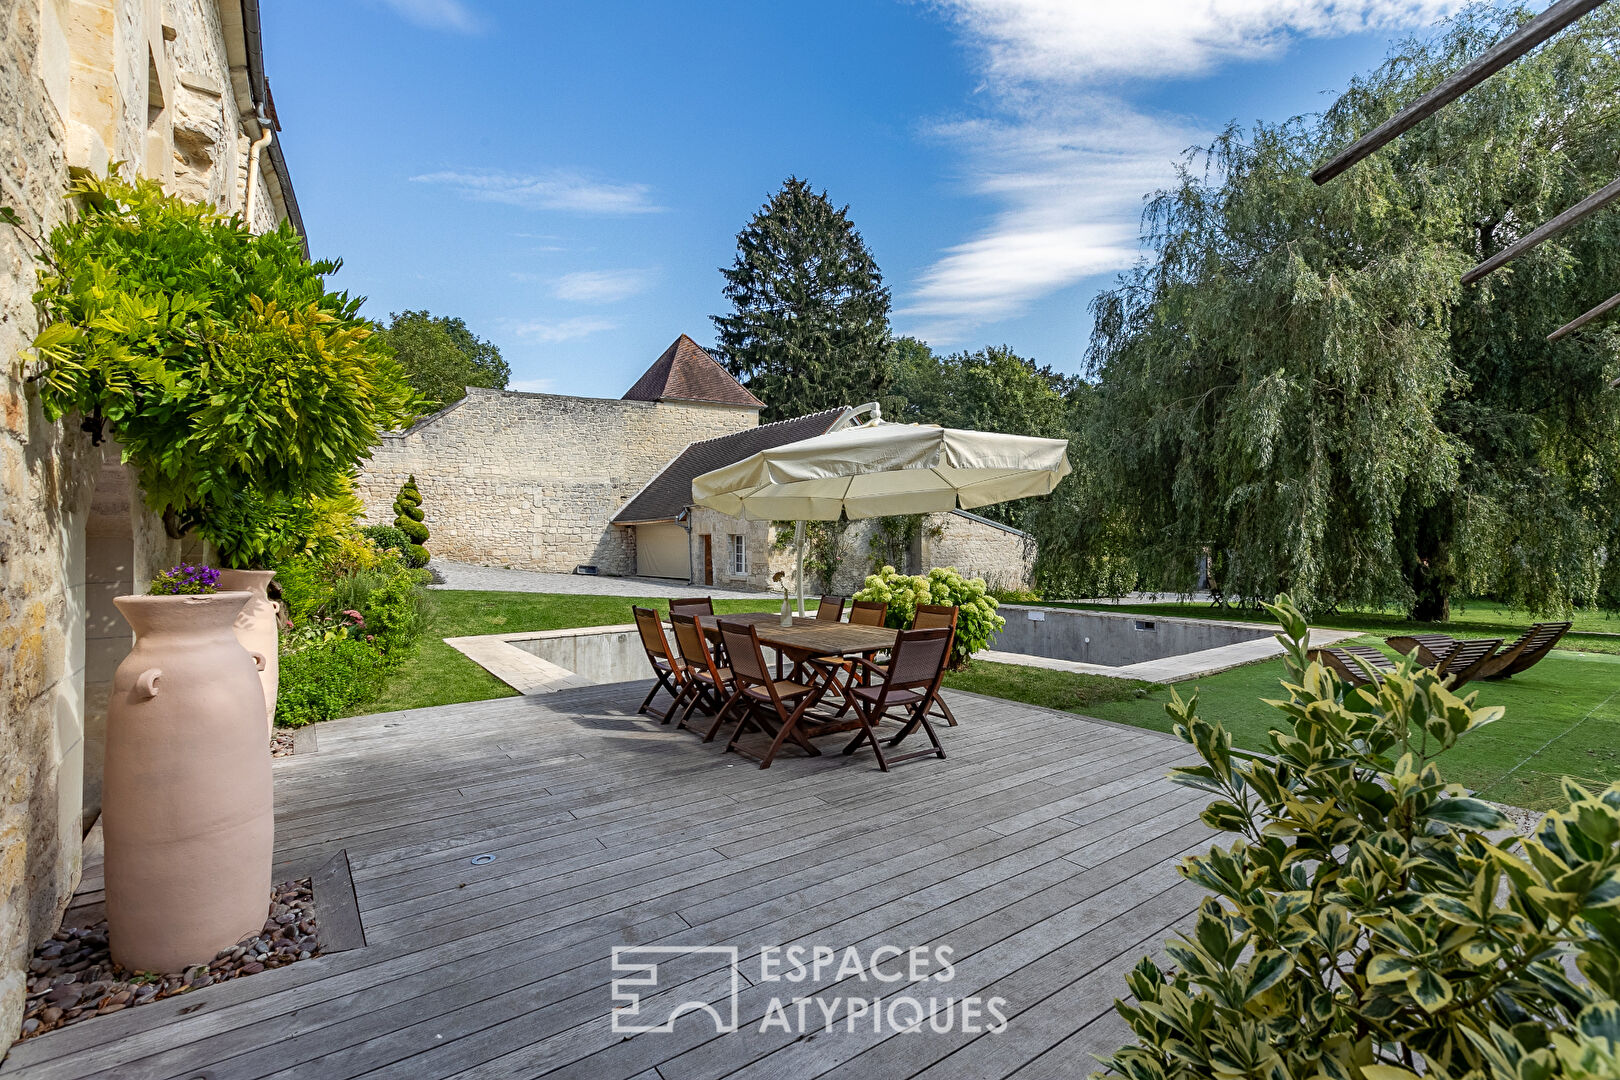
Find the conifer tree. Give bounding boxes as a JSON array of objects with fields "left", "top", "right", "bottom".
[
  {"left": 712, "top": 177, "right": 893, "bottom": 422},
  {"left": 393, "top": 476, "right": 429, "bottom": 568}
]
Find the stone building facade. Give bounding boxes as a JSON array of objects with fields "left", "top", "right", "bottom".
[
  {"left": 354, "top": 386, "right": 760, "bottom": 575},
  {"left": 358, "top": 340, "right": 1038, "bottom": 595},
  {"left": 0, "top": 0, "right": 298, "bottom": 1053}
]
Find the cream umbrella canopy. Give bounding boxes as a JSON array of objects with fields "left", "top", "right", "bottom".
[{"left": 691, "top": 418, "right": 1071, "bottom": 612}]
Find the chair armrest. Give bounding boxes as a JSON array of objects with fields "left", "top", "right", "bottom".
[{"left": 847, "top": 656, "right": 888, "bottom": 678}]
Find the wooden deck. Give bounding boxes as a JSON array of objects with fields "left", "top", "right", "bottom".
[{"left": 1, "top": 682, "right": 1212, "bottom": 1080}]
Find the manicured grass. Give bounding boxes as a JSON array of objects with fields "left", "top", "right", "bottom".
[
  {"left": 975, "top": 642, "right": 1619, "bottom": 810},
  {"left": 363, "top": 590, "right": 777, "bottom": 715},
  {"left": 943, "top": 660, "right": 1157, "bottom": 714},
  {"left": 1036, "top": 598, "right": 1620, "bottom": 654}
]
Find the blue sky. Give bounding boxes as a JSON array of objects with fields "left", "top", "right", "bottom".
[{"left": 263, "top": 0, "right": 1473, "bottom": 398}]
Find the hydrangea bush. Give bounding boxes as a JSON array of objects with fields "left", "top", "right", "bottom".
[
  {"left": 1091, "top": 596, "right": 1620, "bottom": 1080},
  {"left": 146, "top": 564, "right": 220, "bottom": 595},
  {"left": 853, "top": 565, "right": 1005, "bottom": 668}
]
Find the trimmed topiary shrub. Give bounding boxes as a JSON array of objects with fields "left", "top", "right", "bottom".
[
  {"left": 1090, "top": 596, "right": 1620, "bottom": 1080},
  {"left": 393, "top": 475, "right": 429, "bottom": 568}
]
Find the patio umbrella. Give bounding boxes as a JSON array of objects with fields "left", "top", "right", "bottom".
[{"left": 691, "top": 419, "right": 1071, "bottom": 613}]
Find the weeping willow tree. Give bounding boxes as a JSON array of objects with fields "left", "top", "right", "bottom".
[{"left": 1086, "top": 3, "right": 1620, "bottom": 618}]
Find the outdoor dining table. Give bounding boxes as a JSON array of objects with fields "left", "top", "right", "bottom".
[{"left": 696, "top": 612, "right": 899, "bottom": 743}]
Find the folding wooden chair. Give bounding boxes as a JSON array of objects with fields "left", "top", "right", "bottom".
[
  {"left": 632, "top": 605, "right": 686, "bottom": 722},
  {"left": 1309, "top": 645, "right": 1397, "bottom": 687},
  {"left": 841, "top": 626, "right": 953, "bottom": 771},
  {"left": 848, "top": 600, "right": 887, "bottom": 627},
  {"left": 717, "top": 619, "right": 832, "bottom": 769},
  {"left": 668, "top": 613, "right": 736, "bottom": 736},
  {"left": 911, "top": 605, "right": 960, "bottom": 726},
  {"left": 669, "top": 597, "right": 715, "bottom": 618},
  {"left": 815, "top": 595, "right": 847, "bottom": 621}
]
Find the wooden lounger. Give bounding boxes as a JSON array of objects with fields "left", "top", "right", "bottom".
[
  {"left": 1384, "top": 633, "right": 1455, "bottom": 668},
  {"left": 1481, "top": 621, "right": 1573, "bottom": 679},
  {"left": 1386, "top": 633, "right": 1503, "bottom": 689},
  {"left": 1309, "top": 645, "right": 1397, "bottom": 687},
  {"left": 1430, "top": 637, "right": 1502, "bottom": 689}
]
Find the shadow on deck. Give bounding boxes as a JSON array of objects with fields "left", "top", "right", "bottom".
[{"left": 1, "top": 682, "right": 1212, "bottom": 1080}]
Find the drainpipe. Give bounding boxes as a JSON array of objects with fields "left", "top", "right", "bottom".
[{"left": 243, "top": 112, "right": 273, "bottom": 224}]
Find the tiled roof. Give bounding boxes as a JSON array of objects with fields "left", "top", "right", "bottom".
[
  {"left": 621, "top": 335, "right": 764, "bottom": 409},
  {"left": 612, "top": 408, "right": 845, "bottom": 524}
]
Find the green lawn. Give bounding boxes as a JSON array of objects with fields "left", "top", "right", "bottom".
[
  {"left": 963, "top": 642, "right": 1619, "bottom": 811},
  {"left": 1037, "top": 598, "right": 1620, "bottom": 654},
  {"left": 363, "top": 590, "right": 778, "bottom": 715},
  {"left": 361, "top": 589, "right": 1620, "bottom": 812}
]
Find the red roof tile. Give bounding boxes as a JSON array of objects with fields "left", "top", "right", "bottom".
[{"left": 622, "top": 335, "right": 764, "bottom": 409}]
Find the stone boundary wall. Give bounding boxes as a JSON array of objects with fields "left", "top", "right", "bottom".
[
  {"left": 677, "top": 510, "right": 1035, "bottom": 594},
  {"left": 355, "top": 388, "right": 758, "bottom": 574}
]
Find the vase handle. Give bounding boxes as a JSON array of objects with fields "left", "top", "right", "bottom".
[
  {"left": 135, "top": 668, "right": 161, "bottom": 700},
  {"left": 248, "top": 651, "right": 268, "bottom": 672}
]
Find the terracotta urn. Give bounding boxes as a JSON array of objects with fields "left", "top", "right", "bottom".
[
  {"left": 218, "top": 568, "right": 280, "bottom": 731},
  {"left": 103, "top": 592, "right": 274, "bottom": 974}
]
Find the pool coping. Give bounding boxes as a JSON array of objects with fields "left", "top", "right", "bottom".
[{"left": 979, "top": 626, "right": 1359, "bottom": 684}]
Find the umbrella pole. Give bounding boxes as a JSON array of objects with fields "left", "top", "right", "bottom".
[{"left": 794, "top": 520, "right": 806, "bottom": 616}]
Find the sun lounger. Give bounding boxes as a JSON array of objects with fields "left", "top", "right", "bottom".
[
  {"left": 1309, "top": 645, "right": 1397, "bottom": 687},
  {"left": 1386, "top": 633, "right": 1503, "bottom": 689},
  {"left": 1480, "top": 621, "right": 1573, "bottom": 679}
]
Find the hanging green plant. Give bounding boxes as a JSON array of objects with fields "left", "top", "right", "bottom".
[{"left": 10, "top": 171, "right": 423, "bottom": 551}]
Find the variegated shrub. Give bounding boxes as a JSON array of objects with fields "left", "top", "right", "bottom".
[{"left": 1092, "top": 596, "right": 1620, "bottom": 1080}]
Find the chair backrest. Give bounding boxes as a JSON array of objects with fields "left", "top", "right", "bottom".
[
  {"left": 848, "top": 600, "right": 887, "bottom": 627},
  {"left": 717, "top": 619, "right": 769, "bottom": 684},
  {"left": 816, "top": 595, "right": 847, "bottom": 621},
  {"left": 886, "top": 627, "right": 953, "bottom": 690},
  {"left": 913, "top": 604, "right": 958, "bottom": 631},
  {"left": 670, "top": 613, "right": 715, "bottom": 672},
  {"left": 669, "top": 597, "right": 714, "bottom": 618},
  {"left": 633, "top": 606, "right": 674, "bottom": 661}
]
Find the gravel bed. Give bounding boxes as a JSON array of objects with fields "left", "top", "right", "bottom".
[
  {"left": 271, "top": 729, "right": 296, "bottom": 757},
  {"left": 17, "top": 879, "right": 318, "bottom": 1041}
]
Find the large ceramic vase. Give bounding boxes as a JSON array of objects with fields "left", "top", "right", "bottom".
[
  {"left": 103, "top": 592, "right": 274, "bottom": 974},
  {"left": 218, "top": 569, "right": 279, "bottom": 732}
]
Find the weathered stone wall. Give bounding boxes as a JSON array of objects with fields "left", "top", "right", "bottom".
[
  {"left": 355, "top": 389, "right": 758, "bottom": 574},
  {"left": 924, "top": 512, "right": 1035, "bottom": 591},
  {"left": 1, "top": 0, "right": 290, "bottom": 1053},
  {"left": 677, "top": 511, "right": 1034, "bottom": 596}
]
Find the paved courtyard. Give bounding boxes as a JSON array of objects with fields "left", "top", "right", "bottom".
[
  {"left": 431, "top": 560, "right": 774, "bottom": 599},
  {"left": 2, "top": 683, "right": 1210, "bottom": 1080}
]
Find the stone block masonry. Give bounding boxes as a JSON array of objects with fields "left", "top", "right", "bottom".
[
  {"left": 355, "top": 389, "right": 758, "bottom": 574},
  {"left": 1, "top": 0, "right": 301, "bottom": 1056}
]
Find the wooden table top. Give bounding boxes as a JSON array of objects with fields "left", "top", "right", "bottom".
[{"left": 702, "top": 612, "right": 897, "bottom": 656}]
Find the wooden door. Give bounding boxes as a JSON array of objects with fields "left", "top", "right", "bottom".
[{"left": 701, "top": 535, "right": 713, "bottom": 586}]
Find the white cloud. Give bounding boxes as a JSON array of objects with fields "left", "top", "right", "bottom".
[
  {"left": 930, "top": 0, "right": 1463, "bottom": 84},
  {"left": 508, "top": 316, "right": 617, "bottom": 343},
  {"left": 903, "top": 0, "right": 1466, "bottom": 342},
  {"left": 411, "top": 170, "right": 662, "bottom": 214},
  {"left": 898, "top": 100, "right": 1197, "bottom": 340},
  {"left": 375, "top": 0, "right": 482, "bottom": 33},
  {"left": 508, "top": 377, "right": 557, "bottom": 393},
  {"left": 552, "top": 269, "right": 654, "bottom": 304}
]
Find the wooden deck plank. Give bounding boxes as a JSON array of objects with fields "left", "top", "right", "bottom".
[{"left": 0, "top": 681, "right": 1208, "bottom": 1080}]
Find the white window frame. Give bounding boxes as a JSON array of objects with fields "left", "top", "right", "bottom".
[{"left": 729, "top": 534, "right": 747, "bottom": 576}]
